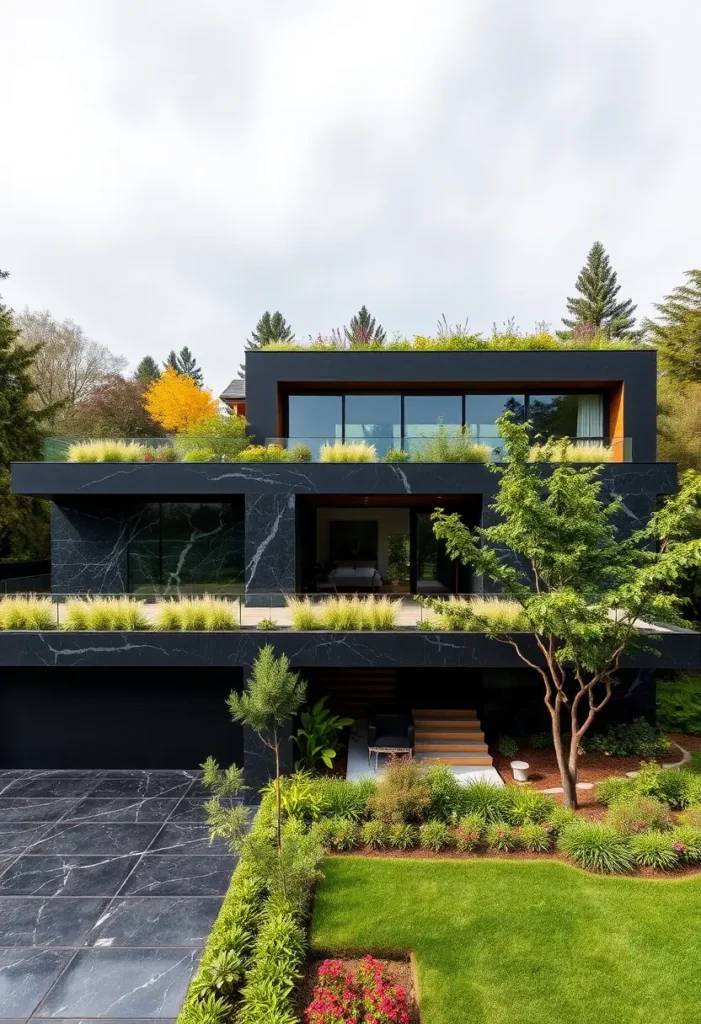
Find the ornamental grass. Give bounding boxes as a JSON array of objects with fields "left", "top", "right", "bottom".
[
  {"left": 67, "top": 440, "right": 150, "bottom": 462},
  {"left": 63, "top": 597, "right": 150, "bottom": 631},
  {"left": 431, "top": 596, "right": 527, "bottom": 631},
  {"left": 152, "top": 596, "right": 239, "bottom": 630},
  {"left": 412, "top": 424, "right": 491, "bottom": 463},
  {"left": 288, "top": 595, "right": 398, "bottom": 630},
  {"left": 318, "top": 441, "right": 377, "bottom": 463},
  {"left": 0, "top": 596, "right": 56, "bottom": 630},
  {"left": 529, "top": 441, "right": 613, "bottom": 463}
]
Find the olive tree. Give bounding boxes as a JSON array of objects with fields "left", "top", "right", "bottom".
[{"left": 429, "top": 414, "right": 701, "bottom": 808}]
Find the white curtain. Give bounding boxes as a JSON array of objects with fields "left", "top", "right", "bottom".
[{"left": 576, "top": 394, "right": 603, "bottom": 441}]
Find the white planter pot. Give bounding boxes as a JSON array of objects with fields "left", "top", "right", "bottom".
[{"left": 510, "top": 760, "right": 530, "bottom": 782}]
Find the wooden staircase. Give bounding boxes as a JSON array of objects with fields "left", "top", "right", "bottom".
[{"left": 412, "top": 708, "right": 492, "bottom": 767}]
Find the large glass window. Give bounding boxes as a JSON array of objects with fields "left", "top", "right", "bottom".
[
  {"left": 528, "top": 394, "right": 604, "bottom": 440},
  {"left": 344, "top": 395, "right": 401, "bottom": 457},
  {"left": 128, "top": 501, "right": 244, "bottom": 594},
  {"left": 404, "top": 395, "right": 462, "bottom": 456},
  {"left": 287, "top": 395, "right": 342, "bottom": 457}
]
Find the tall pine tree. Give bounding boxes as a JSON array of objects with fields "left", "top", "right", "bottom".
[
  {"left": 239, "top": 311, "right": 294, "bottom": 378},
  {"left": 0, "top": 271, "right": 53, "bottom": 558},
  {"left": 559, "top": 241, "right": 637, "bottom": 340},
  {"left": 344, "top": 305, "right": 386, "bottom": 345},
  {"left": 134, "top": 355, "right": 161, "bottom": 382},
  {"left": 163, "top": 346, "right": 203, "bottom": 384},
  {"left": 645, "top": 269, "right": 701, "bottom": 383}
]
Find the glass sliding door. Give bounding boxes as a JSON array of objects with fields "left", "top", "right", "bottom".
[
  {"left": 527, "top": 394, "right": 604, "bottom": 441},
  {"left": 465, "top": 394, "right": 525, "bottom": 459},
  {"left": 344, "top": 394, "right": 401, "bottom": 458}
]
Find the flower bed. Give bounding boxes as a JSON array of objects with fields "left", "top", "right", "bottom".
[{"left": 303, "top": 955, "right": 415, "bottom": 1024}]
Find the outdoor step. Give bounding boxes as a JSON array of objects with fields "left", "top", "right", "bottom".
[
  {"left": 415, "top": 740, "right": 489, "bottom": 752},
  {"left": 415, "top": 724, "right": 483, "bottom": 735},
  {"left": 416, "top": 753, "right": 493, "bottom": 766},
  {"left": 412, "top": 709, "right": 477, "bottom": 718},
  {"left": 414, "top": 720, "right": 483, "bottom": 732}
]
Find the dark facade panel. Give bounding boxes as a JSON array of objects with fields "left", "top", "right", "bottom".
[
  {"left": 11, "top": 460, "right": 676, "bottom": 500},
  {"left": 0, "top": 667, "right": 242, "bottom": 769},
  {"left": 0, "top": 629, "right": 696, "bottom": 671}
]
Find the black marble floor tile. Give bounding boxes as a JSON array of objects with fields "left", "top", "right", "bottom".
[
  {"left": 118, "top": 854, "right": 237, "bottom": 897},
  {"left": 36, "top": 947, "right": 202, "bottom": 1017},
  {"left": 0, "top": 823, "right": 52, "bottom": 856},
  {"left": 27, "top": 1020, "right": 176, "bottom": 1023},
  {"left": 89, "top": 772, "right": 197, "bottom": 800},
  {"left": 64, "top": 797, "right": 180, "bottom": 824},
  {"left": 168, "top": 798, "right": 208, "bottom": 823},
  {"left": 0, "top": 855, "right": 140, "bottom": 898},
  {"left": 4, "top": 776, "right": 98, "bottom": 799},
  {"left": 0, "top": 797, "right": 80, "bottom": 823},
  {"left": 87, "top": 896, "right": 222, "bottom": 947},
  {"left": 0, "top": 896, "right": 108, "bottom": 947},
  {"left": 0, "top": 947, "right": 73, "bottom": 1017},
  {"left": 147, "top": 824, "right": 228, "bottom": 855},
  {"left": 31, "top": 824, "right": 161, "bottom": 858}
]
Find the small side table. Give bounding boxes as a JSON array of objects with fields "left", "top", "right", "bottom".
[{"left": 367, "top": 746, "right": 414, "bottom": 771}]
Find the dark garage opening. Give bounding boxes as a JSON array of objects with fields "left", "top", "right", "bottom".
[{"left": 0, "top": 667, "right": 243, "bottom": 769}]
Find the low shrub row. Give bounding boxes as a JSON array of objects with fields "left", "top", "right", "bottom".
[
  {"left": 66, "top": 439, "right": 312, "bottom": 464},
  {"left": 0, "top": 596, "right": 243, "bottom": 632},
  {"left": 178, "top": 796, "right": 322, "bottom": 1024}
]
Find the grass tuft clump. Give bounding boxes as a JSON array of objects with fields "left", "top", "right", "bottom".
[
  {"left": 486, "top": 821, "right": 520, "bottom": 852},
  {"left": 412, "top": 424, "right": 491, "bottom": 463},
  {"left": 519, "top": 822, "right": 554, "bottom": 852},
  {"left": 319, "top": 441, "right": 377, "bottom": 463},
  {"left": 428, "top": 596, "right": 527, "bottom": 631},
  {"left": 0, "top": 596, "right": 56, "bottom": 630},
  {"left": 557, "top": 821, "right": 633, "bottom": 873},
  {"left": 629, "top": 830, "right": 680, "bottom": 870},
  {"left": 529, "top": 441, "right": 613, "bottom": 463},
  {"left": 460, "top": 780, "right": 510, "bottom": 822},
  {"left": 152, "top": 597, "right": 239, "bottom": 631},
  {"left": 304, "top": 595, "right": 399, "bottom": 631},
  {"left": 419, "top": 820, "right": 452, "bottom": 851},
  {"left": 454, "top": 814, "right": 485, "bottom": 851},
  {"left": 67, "top": 440, "right": 150, "bottom": 462},
  {"left": 63, "top": 597, "right": 149, "bottom": 631}
]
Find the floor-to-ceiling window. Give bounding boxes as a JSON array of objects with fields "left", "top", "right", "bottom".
[
  {"left": 128, "top": 501, "right": 244, "bottom": 593},
  {"left": 403, "top": 395, "right": 462, "bottom": 456},
  {"left": 286, "top": 390, "right": 606, "bottom": 458},
  {"left": 344, "top": 395, "right": 401, "bottom": 458}
]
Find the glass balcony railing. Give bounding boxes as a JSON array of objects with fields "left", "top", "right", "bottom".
[
  {"left": 40, "top": 435, "right": 633, "bottom": 463},
  {"left": 0, "top": 591, "right": 664, "bottom": 632}
]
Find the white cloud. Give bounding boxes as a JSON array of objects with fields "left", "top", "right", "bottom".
[{"left": 1, "top": 0, "right": 699, "bottom": 393}]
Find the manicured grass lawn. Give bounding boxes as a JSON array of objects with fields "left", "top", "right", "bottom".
[{"left": 310, "top": 856, "right": 701, "bottom": 1024}]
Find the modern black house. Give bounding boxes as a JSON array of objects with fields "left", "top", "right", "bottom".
[{"left": 4, "top": 347, "right": 698, "bottom": 785}]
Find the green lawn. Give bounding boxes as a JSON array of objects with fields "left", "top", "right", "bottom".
[{"left": 310, "top": 856, "right": 701, "bottom": 1024}]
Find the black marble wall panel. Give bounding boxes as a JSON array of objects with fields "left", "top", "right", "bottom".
[
  {"left": 0, "top": 629, "right": 696, "bottom": 672},
  {"left": 245, "top": 493, "right": 296, "bottom": 602},
  {"left": 51, "top": 502, "right": 129, "bottom": 593}
]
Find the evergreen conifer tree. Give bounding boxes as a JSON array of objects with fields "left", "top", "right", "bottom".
[
  {"left": 645, "top": 269, "right": 701, "bottom": 383},
  {"left": 238, "top": 311, "right": 294, "bottom": 377},
  {"left": 559, "top": 241, "right": 637, "bottom": 339},
  {"left": 133, "top": 355, "right": 161, "bottom": 382},
  {"left": 163, "top": 346, "right": 203, "bottom": 384},
  {"left": 344, "top": 305, "right": 386, "bottom": 345},
  {"left": 0, "top": 271, "right": 54, "bottom": 557}
]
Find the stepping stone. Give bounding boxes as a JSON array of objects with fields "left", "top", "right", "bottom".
[
  {"left": 576, "top": 782, "right": 594, "bottom": 790},
  {"left": 542, "top": 787, "right": 563, "bottom": 794},
  {"left": 626, "top": 771, "right": 639, "bottom": 778}
]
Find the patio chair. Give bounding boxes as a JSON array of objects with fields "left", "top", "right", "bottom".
[{"left": 367, "top": 709, "right": 415, "bottom": 768}]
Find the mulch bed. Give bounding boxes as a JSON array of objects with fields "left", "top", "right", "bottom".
[
  {"left": 297, "top": 954, "right": 421, "bottom": 1023},
  {"left": 328, "top": 847, "right": 701, "bottom": 878},
  {"left": 669, "top": 731, "right": 701, "bottom": 752}
]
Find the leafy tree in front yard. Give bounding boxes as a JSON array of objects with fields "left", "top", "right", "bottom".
[
  {"left": 429, "top": 413, "right": 701, "bottom": 808},
  {"left": 227, "top": 645, "right": 307, "bottom": 864}
]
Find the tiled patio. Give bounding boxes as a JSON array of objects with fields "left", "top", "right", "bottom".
[{"left": 0, "top": 769, "right": 238, "bottom": 1022}]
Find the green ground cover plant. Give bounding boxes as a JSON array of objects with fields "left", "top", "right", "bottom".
[
  {"left": 582, "top": 717, "right": 670, "bottom": 758},
  {"left": 310, "top": 857, "right": 701, "bottom": 1024}
]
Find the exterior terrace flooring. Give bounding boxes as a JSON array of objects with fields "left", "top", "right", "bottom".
[{"left": 0, "top": 769, "right": 240, "bottom": 1021}]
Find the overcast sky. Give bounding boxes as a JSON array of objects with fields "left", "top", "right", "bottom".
[{"left": 2, "top": 0, "right": 699, "bottom": 395}]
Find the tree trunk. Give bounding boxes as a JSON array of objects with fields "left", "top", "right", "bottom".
[
  {"left": 550, "top": 708, "right": 578, "bottom": 810},
  {"left": 273, "top": 727, "right": 282, "bottom": 855}
]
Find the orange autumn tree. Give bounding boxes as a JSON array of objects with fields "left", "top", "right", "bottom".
[{"left": 145, "top": 366, "right": 218, "bottom": 432}]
